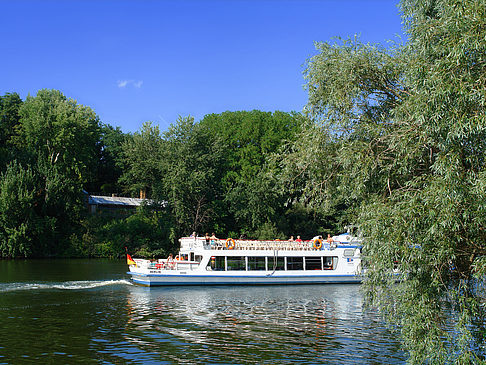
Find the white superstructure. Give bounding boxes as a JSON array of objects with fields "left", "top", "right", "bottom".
[{"left": 127, "top": 234, "right": 362, "bottom": 286}]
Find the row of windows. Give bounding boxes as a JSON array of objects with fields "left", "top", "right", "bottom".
[{"left": 207, "top": 256, "right": 337, "bottom": 271}]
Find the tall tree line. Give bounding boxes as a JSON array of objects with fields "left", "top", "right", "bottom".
[
  {"left": 0, "top": 90, "right": 318, "bottom": 258},
  {"left": 119, "top": 111, "right": 328, "bottom": 242}
]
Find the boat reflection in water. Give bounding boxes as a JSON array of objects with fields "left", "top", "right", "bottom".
[{"left": 122, "top": 284, "right": 406, "bottom": 364}]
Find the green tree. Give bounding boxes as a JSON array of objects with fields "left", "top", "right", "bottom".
[
  {"left": 88, "top": 207, "right": 172, "bottom": 258},
  {"left": 200, "top": 110, "right": 306, "bottom": 236},
  {"left": 159, "top": 116, "right": 225, "bottom": 238},
  {"left": 88, "top": 123, "right": 127, "bottom": 194},
  {"left": 0, "top": 92, "right": 23, "bottom": 170},
  {"left": 0, "top": 89, "right": 103, "bottom": 256},
  {"left": 18, "top": 89, "right": 101, "bottom": 183},
  {"left": 274, "top": 127, "right": 347, "bottom": 238},
  {"left": 200, "top": 110, "right": 304, "bottom": 186},
  {"left": 287, "top": 0, "right": 486, "bottom": 362},
  {"left": 0, "top": 161, "right": 56, "bottom": 257},
  {"left": 119, "top": 122, "right": 163, "bottom": 197},
  {"left": 119, "top": 117, "right": 225, "bottom": 245}
]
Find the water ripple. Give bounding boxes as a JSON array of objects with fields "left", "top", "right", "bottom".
[
  {"left": 94, "top": 285, "right": 406, "bottom": 364},
  {"left": 0, "top": 279, "right": 132, "bottom": 292}
]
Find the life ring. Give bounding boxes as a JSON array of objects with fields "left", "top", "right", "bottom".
[
  {"left": 226, "top": 238, "right": 236, "bottom": 249},
  {"left": 313, "top": 239, "right": 322, "bottom": 250},
  {"left": 175, "top": 255, "right": 180, "bottom": 261}
]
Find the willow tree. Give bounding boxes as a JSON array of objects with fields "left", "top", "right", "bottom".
[{"left": 291, "top": 0, "right": 485, "bottom": 363}]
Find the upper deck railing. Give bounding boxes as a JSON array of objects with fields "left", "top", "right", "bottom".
[{"left": 179, "top": 237, "right": 350, "bottom": 251}]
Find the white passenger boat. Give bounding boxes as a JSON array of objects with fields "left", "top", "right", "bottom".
[{"left": 127, "top": 233, "right": 363, "bottom": 286}]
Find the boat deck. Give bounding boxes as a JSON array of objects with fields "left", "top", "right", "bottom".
[
  {"left": 182, "top": 237, "right": 361, "bottom": 251},
  {"left": 210, "top": 240, "right": 322, "bottom": 250}
]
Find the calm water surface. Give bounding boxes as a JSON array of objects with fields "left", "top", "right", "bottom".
[{"left": 0, "top": 259, "right": 406, "bottom": 364}]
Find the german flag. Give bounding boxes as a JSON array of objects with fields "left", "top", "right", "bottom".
[{"left": 127, "top": 254, "right": 136, "bottom": 266}]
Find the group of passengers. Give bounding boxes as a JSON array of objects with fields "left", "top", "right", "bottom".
[
  {"left": 189, "top": 231, "right": 335, "bottom": 249},
  {"left": 190, "top": 232, "right": 220, "bottom": 248},
  {"left": 288, "top": 235, "right": 303, "bottom": 243},
  {"left": 204, "top": 232, "right": 218, "bottom": 247}
]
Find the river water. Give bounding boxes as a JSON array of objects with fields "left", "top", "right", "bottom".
[{"left": 0, "top": 259, "right": 406, "bottom": 364}]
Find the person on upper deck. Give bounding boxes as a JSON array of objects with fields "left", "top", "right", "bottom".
[
  {"left": 205, "top": 233, "right": 210, "bottom": 246},
  {"left": 296, "top": 236, "right": 303, "bottom": 243},
  {"left": 210, "top": 233, "right": 217, "bottom": 247},
  {"left": 167, "top": 253, "right": 174, "bottom": 269}
]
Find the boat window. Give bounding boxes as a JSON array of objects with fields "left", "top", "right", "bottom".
[
  {"left": 324, "top": 257, "right": 337, "bottom": 270},
  {"left": 207, "top": 256, "right": 225, "bottom": 271},
  {"left": 287, "top": 257, "right": 304, "bottom": 270},
  {"left": 195, "top": 255, "right": 203, "bottom": 263},
  {"left": 248, "top": 257, "right": 266, "bottom": 271},
  {"left": 305, "top": 257, "right": 322, "bottom": 270},
  {"left": 267, "top": 257, "right": 285, "bottom": 271},
  {"left": 343, "top": 249, "right": 355, "bottom": 257},
  {"left": 227, "top": 256, "right": 246, "bottom": 271}
]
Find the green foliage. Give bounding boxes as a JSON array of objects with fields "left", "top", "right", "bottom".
[
  {"left": 158, "top": 116, "right": 225, "bottom": 237},
  {"left": 0, "top": 93, "right": 23, "bottom": 170},
  {"left": 253, "top": 221, "right": 283, "bottom": 241},
  {"left": 0, "top": 159, "right": 86, "bottom": 258},
  {"left": 17, "top": 89, "right": 101, "bottom": 184},
  {"left": 199, "top": 110, "right": 307, "bottom": 237},
  {"left": 73, "top": 207, "right": 172, "bottom": 258},
  {"left": 118, "top": 111, "right": 310, "bottom": 243},
  {"left": 0, "top": 161, "right": 55, "bottom": 257},
  {"left": 276, "top": 123, "right": 353, "bottom": 229},
  {"left": 200, "top": 110, "right": 305, "bottom": 186},
  {"left": 0, "top": 90, "right": 104, "bottom": 257},
  {"left": 119, "top": 121, "right": 163, "bottom": 196},
  {"left": 119, "top": 116, "right": 224, "bottom": 241},
  {"left": 292, "top": 0, "right": 486, "bottom": 362},
  {"left": 88, "top": 123, "right": 127, "bottom": 194}
]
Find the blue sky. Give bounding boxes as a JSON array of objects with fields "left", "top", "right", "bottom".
[{"left": 1, "top": 0, "right": 403, "bottom": 133}]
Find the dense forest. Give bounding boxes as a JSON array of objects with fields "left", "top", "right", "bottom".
[
  {"left": 0, "top": 92, "right": 336, "bottom": 258},
  {"left": 0, "top": 0, "right": 485, "bottom": 362}
]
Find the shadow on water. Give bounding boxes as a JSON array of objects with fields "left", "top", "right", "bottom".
[{"left": 0, "top": 259, "right": 406, "bottom": 364}]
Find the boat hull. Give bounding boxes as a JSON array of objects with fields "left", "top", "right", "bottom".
[{"left": 128, "top": 272, "right": 362, "bottom": 286}]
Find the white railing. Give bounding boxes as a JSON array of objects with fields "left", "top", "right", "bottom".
[
  {"left": 205, "top": 239, "right": 331, "bottom": 251},
  {"left": 135, "top": 258, "right": 201, "bottom": 271},
  {"left": 179, "top": 237, "right": 344, "bottom": 251}
]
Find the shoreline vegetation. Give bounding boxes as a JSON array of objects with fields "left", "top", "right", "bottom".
[
  {"left": 0, "top": 103, "right": 319, "bottom": 259},
  {"left": 0, "top": 1, "right": 485, "bottom": 363}
]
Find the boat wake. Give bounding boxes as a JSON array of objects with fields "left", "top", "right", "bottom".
[{"left": 0, "top": 279, "right": 132, "bottom": 293}]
